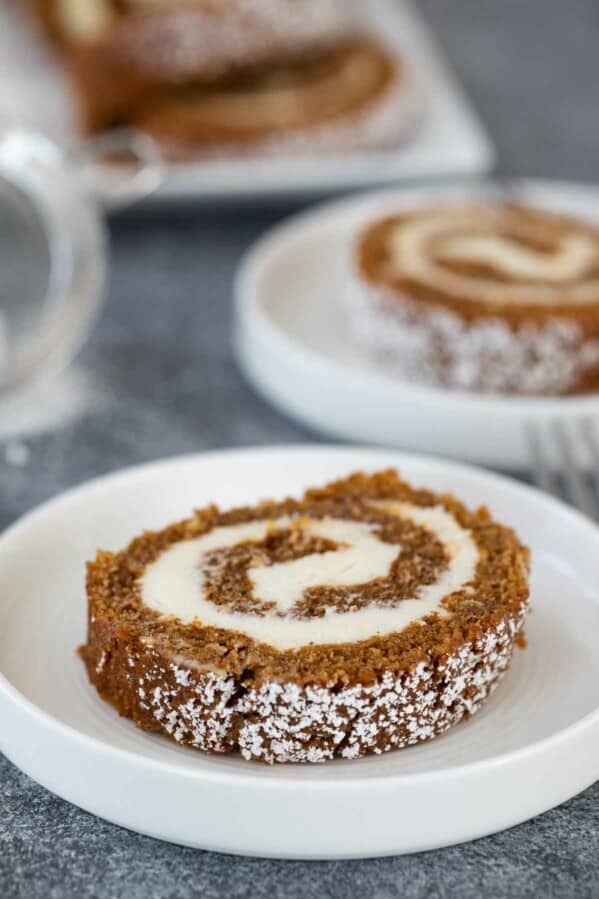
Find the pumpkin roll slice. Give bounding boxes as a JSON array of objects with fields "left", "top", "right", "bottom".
[
  {"left": 81, "top": 470, "right": 530, "bottom": 764},
  {"left": 347, "top": 202, "right": 599, "bottom": 394},
  {"left": 24, "top": 0, "right": 356, "bottom": 135},
  {"left": 131, "top": 38, "right": 413, "bottom": 160}
]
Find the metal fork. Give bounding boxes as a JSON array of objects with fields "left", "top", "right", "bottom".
[{"left": 528, "top": 418, "right": 599, "bottom": 521}]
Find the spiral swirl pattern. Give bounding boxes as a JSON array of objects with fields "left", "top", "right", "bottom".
[
  {"left": 140, "top": 500, "right": 479, "bottom": 650},
  {"left": 376, "top": 204, "right": 599, "bottom": 307}
]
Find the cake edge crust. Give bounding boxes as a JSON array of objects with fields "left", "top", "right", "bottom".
[
  {"left": 344, "top": 273, "right": 599, "bottom": 395},
  {"left": 81, "top": 606, "right": 527, "bottom": 763}
]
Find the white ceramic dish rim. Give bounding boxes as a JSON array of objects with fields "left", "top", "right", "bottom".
[
  {"left": 1, "top": 444, "right": 599, "bottom": 792},
  {"left": 235, "top": 178, "right": 599, "bottom": 417}
]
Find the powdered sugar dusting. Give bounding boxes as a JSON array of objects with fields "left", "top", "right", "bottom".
[
  {"left": 345, "top": 275, "right": 599, "bottom": 394},
  {"left": 114, "top": 0, "right": 351, "bottom": 84},
  {"left": 124, "top": 610, "right": 527, "bottom": 764}
]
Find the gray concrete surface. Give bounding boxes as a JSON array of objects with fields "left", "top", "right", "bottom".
[{"left": 1, "top": 1, "right": 599, "bottom": 896}]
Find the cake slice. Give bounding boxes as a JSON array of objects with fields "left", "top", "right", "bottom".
[
  {"left": 130, "top": 38, "right": 410, "bottom": 161},
  {"left": 346, "top": 202, "right": 599, "bottom": 394},
  {"left": 23, "top": 1, "right": 412, "bottom": 159},
  {"left": 23, "top": 1, "right": 410, "bottom": 158},
  {"left": 81, "top": 470, "right": 530, "bottom": 763}
]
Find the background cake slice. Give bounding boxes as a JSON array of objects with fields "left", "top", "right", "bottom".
[
  {"left": 81, "top": 470, "right": 530, "bottom": 763},
  {"left": 23, "top": 0, "right": 414, "bottom": 159},
  {"left": 131, "top": 38, "right": 411, "bottom": 160},
  {"left": 346, "top": 202, "right": 599, "bottom": 394}
]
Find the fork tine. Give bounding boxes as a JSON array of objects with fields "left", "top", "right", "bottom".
[
  {"left": 527, "top": 421, "right": 560, "bottom": 497},
  {"left": 581, "top": 418, "right": 599, "bottom": 505},
  {"left": 553, "top": 419, "right": 598, "bottom": 520}
]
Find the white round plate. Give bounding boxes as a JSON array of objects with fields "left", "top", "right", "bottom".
[
  {"left": 1, "top": 446, "right": 599, "bottom": 858},
  {"left": 234, "top": 179, "right": 599, "bottom": 469}
]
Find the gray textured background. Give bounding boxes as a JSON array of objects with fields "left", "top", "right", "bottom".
[{"left": 2, "top": 1, "right": 599, "bottom": 896}]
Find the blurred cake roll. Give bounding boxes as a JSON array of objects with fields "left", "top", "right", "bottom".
[
  {"left": 26, "top": 0, "right": 352, "bottom": 123},
  {"left": 346, "top": 202, "right": 599, "bottom": 395},
  {"left": 131, "top": 38, "right": 410, "bottom": 160},
  {"left": 24, "top": 0, "right": 413, "bottom": 159}
]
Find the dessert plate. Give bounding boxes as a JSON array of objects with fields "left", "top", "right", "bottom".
[
  {"left": 1, "top": 445, "right": 599, "bottom": 858},
  {"left": 235, "top": 179, "right": 599, "bottom": 469},
  {"left": 0, "top": 0, "right": 493, "bottom": 204}
]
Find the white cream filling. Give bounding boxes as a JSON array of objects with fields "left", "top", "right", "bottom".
[
  {"left": 250, "top": 517, "right": 398, "bottom": 612},
  {"left": 440, "top": 233, "right": 596, "bottom": 282},
  {"left": 387, "top": 207, "right": 599, "bottom": 305},
  {"left": 58, "top": 0, "right": 114, "bottom": 40},
  {"left": 169, "top": 47, "right": 384, "bottom": 130},
  {"left": 140, "top": 501, "right": 479, "bottom": 650}
]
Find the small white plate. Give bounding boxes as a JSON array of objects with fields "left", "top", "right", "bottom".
[
  {"left": 235, "top": 179, "right": 599, "bottom": 469},
  {"left": 0, "top": 0, "right": 493, "bottom": 203},
  {"left": 1, "top": 445, "right": 599, "bottom": 858}
]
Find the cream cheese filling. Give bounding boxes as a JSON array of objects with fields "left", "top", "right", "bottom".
[
  {"left": 386, "top": 208, "right": 599, "bottom": 306},
  {"left": 140, "top": 501, "right": 479, "bottom": 650},
  {"left": 58, "top": 0, "right": 114, "bottom": 40},
  {"left": 170, "top": 48, "right": 384, "bottom": 129}
]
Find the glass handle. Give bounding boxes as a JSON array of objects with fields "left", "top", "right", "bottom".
[{"left": 66, "top": 128, "right": 163, "bottom": 211}]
